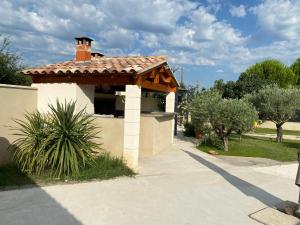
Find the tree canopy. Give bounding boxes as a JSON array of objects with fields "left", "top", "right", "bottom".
[
  {"left": 0, "top": 36, "right": 31, "bottom": 86},
  {"left": 291, "top": 58, "right": 300, "bottom": 85},
  {"left": 243, "top": 59, "right": 297, "bottom": 88},
  {"left": 189, "top": 90, "right": 257, "bottom": 151},
  {"left": 246, "top": 85, "right": 300, "bottom": 142}
]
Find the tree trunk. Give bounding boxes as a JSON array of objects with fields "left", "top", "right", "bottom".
[
  {"left": 276, "top": 124, "right": 283, "bottom": 142},
  {"left": 223, "top": 136, "right": 229, "bottom": 151}
]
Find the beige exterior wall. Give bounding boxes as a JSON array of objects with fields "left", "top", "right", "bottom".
[
  {"left": 259, "top": 121, "right": 300, "bottom": 131},
  {"left": 76, "top": 84, "right": 95, "bottom": 113},
  {"left": 139, "top": 113, "right": 173, "bottom": 156},
  {"left": 32, "top": 83, "right": 94, "bottom": 114},
  {"left": 0, "top": 84, "right": 37, "bottom": 165},
  {"left": 92, "top": 115, "right": 124, "bottom": 158}
]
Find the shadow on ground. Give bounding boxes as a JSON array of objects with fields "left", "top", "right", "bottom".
[
  {"left": 0, "top": 167, "right": 83, "bottom": 225},
  {"left": 183, "top": 150, "right": 283, "bottom": 207}
]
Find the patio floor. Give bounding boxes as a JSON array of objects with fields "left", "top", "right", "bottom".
[{"left": 0, "top": 133, "right": 298, "bottom": 225}]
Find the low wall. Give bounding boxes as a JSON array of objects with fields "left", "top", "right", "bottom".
[
  {"left": 139, "top": 113, "right": 173, "bottom": 156},
  {"left": 0, "top": 84, "right": 37, "bottom": 165},
  {"left": 92, "top": 116, "right": 124, "bottom": 157},
  {"left": 259, "top": 121, "right": 300, "bottom": 131}
]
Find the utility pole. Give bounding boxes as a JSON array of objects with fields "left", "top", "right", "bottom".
[{"left": 180, "top": 67, "right": 184, "bottom": 86}]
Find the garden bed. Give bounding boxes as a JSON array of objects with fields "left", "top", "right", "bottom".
[
  {"left": 198, "top": 135, "right": 298, "bottom": 162},
  {"left": 0, "top": 154, "right": 135, "bottom": 188}
]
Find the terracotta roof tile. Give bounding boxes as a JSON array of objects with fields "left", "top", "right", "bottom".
[{"left": 22, "top": 55, "right": 167, "bottom": 76}]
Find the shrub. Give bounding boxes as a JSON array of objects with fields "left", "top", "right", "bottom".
[
  {"left": 12, "top": 101, "right": 100, "bottom": 177},
  {"left": 183, "top": 122, "right": 195, "bottom": 137},
  {"left": 12, "top": 112, "right": 49, "bottom": 174},
  {"left": 200, "top": 134, "right": 223, "bottom": 150}
]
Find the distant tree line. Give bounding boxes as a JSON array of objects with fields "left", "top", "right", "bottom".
[{"left": 212, "top": 59, "right": 300, "bottom": 99}]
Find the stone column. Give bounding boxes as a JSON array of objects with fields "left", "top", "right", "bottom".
[
  {"left": 166, "top": 92, "right": 175, "bottom": 143},
  {"left": 123, "top": 85, "right": 141, "bottom": 168}
]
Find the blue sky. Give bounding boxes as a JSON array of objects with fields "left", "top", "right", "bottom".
[{"left": 0, "top": 0, "right": 300, "bottom": 87}]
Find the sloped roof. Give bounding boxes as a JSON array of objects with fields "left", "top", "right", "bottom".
[{"left": 22, "top": 55, "right": 167, "bottom": 75}]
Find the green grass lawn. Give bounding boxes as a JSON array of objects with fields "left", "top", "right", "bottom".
[
  {"left": 253, "top": 127, "right": 300, "bottom": 136},
  {"left": 0, "top": 154, "right": 135, "bottom": 188},
  {"left": 198, "top": 135, "right": 299, "bottom": 162}
]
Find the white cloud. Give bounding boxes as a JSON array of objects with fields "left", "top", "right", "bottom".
[
  {"left": 1, "top": 0, "right": 298, "bottom": 84},
  {"left": 226, "top": 38, "right": 300, "bottom": 73},
  {"left": 252, "top": 0, "right": 300, "bottom": 39},
  {"left": 216, "top": 69, "right": 224, "bottom": 73},
  {"left": 229, "top": 5, "right": 246, "bottom": 18},
  {"left": 0, "top": 0, "right": 246, "bottom": 68}
]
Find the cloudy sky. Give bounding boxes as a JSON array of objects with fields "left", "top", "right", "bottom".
[{"left": 1, "top": 0, "right": 300, "bottom": 87}]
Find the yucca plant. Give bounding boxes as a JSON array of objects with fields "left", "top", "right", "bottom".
[
  {"left": 12, "top": 111, "right": 49, "bottom": 174},
  {"left": 45, "top": 101, "right": 100, "bottom": 176},
  {"left": 12, "top": 100, "right": 100, "bottom": 177}
]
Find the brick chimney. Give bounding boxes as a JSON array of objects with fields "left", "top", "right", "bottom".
[{"left": 75, "top": 37, "right": 93, "bottom": 61}]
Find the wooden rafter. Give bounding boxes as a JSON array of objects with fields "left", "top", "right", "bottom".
[
  {"left": 153, "top": 73, "right": 160, "bottom": 84},
  {"left": 141, "top": 80, "right": 176, "bottom": 93}
]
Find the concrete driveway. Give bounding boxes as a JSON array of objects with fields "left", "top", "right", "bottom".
[{"left": 0, "top": 135, "right": 298, "bottom": 225}]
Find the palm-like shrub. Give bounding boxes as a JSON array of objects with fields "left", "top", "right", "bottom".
[
  {"left": 12, "top": 112, "right": 49, "bottom": 174},
  {"left": 12, "top": 101, "right": 100, "bottom": 177}
]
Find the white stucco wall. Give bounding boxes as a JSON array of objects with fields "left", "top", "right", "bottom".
[
  {"left": 76, "top": 84, "right": 95, "bottom": 114},
  {"left": 32, "top": 83, "right": 94, "bottom": 114}
]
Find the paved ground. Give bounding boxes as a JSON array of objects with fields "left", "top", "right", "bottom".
[{"left": 0, "top": 134, "right": 299, "bottom": 225}]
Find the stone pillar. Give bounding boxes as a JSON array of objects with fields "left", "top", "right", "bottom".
[
  {"left": 123, "top": 85, "right": 141, "bottom": 168},
  {"left": 166, "top": 92, "right": 175, "bottom": 143}
]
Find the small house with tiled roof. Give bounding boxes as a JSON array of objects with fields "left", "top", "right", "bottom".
[{"left": 22, "top": 37, "right": 178, "bottom": 168}]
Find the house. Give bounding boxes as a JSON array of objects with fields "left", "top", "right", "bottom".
[{"left": 22, "top": 37, "right": 179, "bottom": 168}]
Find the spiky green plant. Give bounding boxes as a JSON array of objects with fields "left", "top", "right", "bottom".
[
  {"left": 12, "top": 111, "right": 49, "bottom": 174},
  {"left": 12, "top": 100, "right": 100, "bottom": 177},
  {"left": 46, "top": 101, "right": 100, "bottom": 176}
]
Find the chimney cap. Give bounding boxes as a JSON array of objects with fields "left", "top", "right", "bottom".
[
  {"left": 75, "top": 36, "right": 93, "bottom": 42},
  {"left": 91, "top": 52, "right": 105, "bottom": 57}
]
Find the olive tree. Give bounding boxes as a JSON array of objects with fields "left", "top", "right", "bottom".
[
  {"left": 247, "top": 85, "right": 300, "bottom": 142},
  {"left": 189, "top": 90, "right": 257, "bottom": 151}
]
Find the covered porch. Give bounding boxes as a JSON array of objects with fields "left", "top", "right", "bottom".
[{"left": 23, "top": 37, "right": 179, "bottom": 168}]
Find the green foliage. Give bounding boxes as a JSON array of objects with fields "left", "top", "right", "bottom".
[
  {"left": 247, "top": 85, "right": 300, "bottom": 142},
  {"left": 247, "top": 85, "right": 300, "bottom": 124},
  {"left": 235, "top": 72, "right": 269, "bottom": 97},
  {"left": 213, "top": 79, "right": 239, "bottom": 99},
  {"left": 243, "top": 59, "right": 297, "bottom": 88},
  {"left": 12, "top": 112, "right": 49, "bottom": 174},
  {"left": 291, "top": 58, "right": 300, "bottom": 84},
  {"left": 183, "top": 122, "right": 196, "bottom": 137},
  {"left": 0, "top": 35, "right": 32, "bottom": 86},
  {"left": 212, "top": 75, "right": 268, "bottom": 99},
  {"left": 189, "top": 90, "right": 257, "bottom": 150},
  {"left": 200, "top": 134, "right": 223, "bottom": 150},
  {"left": 12, "top": 101, "right": 100, "bottom": 177}
]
